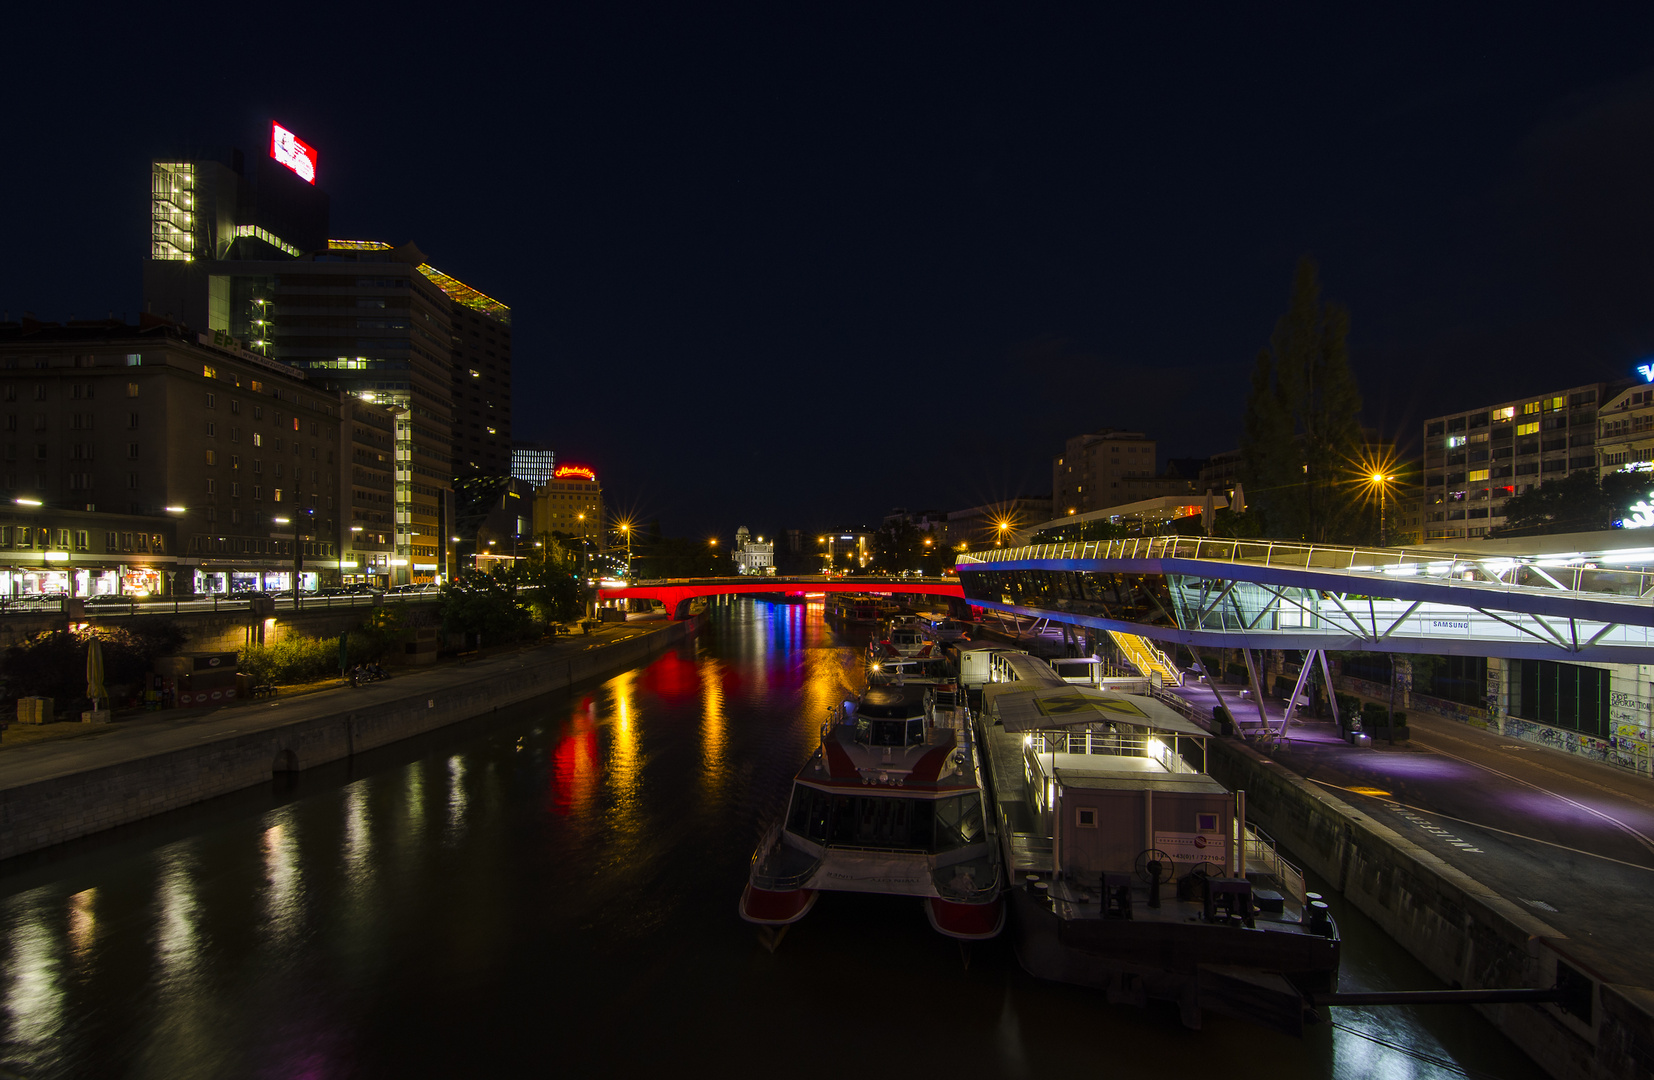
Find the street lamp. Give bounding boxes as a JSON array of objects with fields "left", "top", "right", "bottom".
[
  {"left": 1369, "top": 471, "right": 1394, "bottom": 546},
  {"left": 617, "top": 521, "right": 633, "bottom": 581}
]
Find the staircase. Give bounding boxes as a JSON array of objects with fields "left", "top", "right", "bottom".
[{"left": 1107, "top": 630, "right": 1182, "bottom": 686}]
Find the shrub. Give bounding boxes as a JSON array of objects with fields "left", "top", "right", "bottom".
[{"left": 239, "top": 634, "right": 341, "bottom": 685}]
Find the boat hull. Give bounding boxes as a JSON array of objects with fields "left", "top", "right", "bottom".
[
  {"left": 739, "top": 882, "right": 818, "bottom": 926},
  {"left": 925, "top": 895, "right": 1006, "bottom": 941},
  {"left": 1009, "top": 888, "right": 1339, "bottom": 1034}
]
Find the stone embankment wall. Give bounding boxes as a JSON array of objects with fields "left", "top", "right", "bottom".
[
  {"left": 1209, "top": 737, "right": 1651, "bottom": 1080},
  {"left": 0, "top": 618, "right": 700, "bottom": 860}
]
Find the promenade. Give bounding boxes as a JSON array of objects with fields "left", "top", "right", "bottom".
[{"left": 0, "top": 616, "right": 689, "bottom": 859}]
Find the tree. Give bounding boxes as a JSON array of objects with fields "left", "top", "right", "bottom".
[
  {"left": 1491, "top": 470, "right": 1644, "bottom": 536},
  {"left": 519, "top": 533, "right": 584, "bottom": 622},
  {"left": 438, "top": 568, "right": 534, "bottom": 644},
  {"left": 1240, "top": 257, "right": 1366, "bottom": 542}
]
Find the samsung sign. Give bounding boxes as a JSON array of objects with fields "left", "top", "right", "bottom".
[{"left": 270, "top": 122, "right": 317, "bottom": 184}]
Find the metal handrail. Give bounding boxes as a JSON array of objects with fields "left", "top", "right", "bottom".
[{"left": 956, "top": 535, "right": 1654, "bottom": 605}]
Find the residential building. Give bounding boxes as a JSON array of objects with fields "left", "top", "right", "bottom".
[
  {"left": 0, "top": 318, "right": 345, "bottom": 593},
  {"left": 1596, "top": 384, "right": 1654, "bottom": 478},
  {"left": 1052, "top": 429, "right": 1194, "bottom": 516},
  {"left": 0, "top": 505, "right": 178, "bottom": 598},
  {"left": 1421, "top": 383, "right": 1614, "bottom": 541}
]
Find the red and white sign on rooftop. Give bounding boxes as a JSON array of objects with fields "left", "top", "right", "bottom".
[{"left": 270, "top": 122, "right": 317, "bottom": 184}]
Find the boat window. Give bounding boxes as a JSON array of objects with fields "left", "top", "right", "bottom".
[
  {"left": 786, "top": 787, "right": 832, "bottom": 843},
  {"left": 933, "top": 794, "right": 985, "bottom": 851},
  {"left": 827, "top": 795, "right": 934, "bottom": 849}
]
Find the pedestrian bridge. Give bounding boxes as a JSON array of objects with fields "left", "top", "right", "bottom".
[
  {"left": 956, "top": 535, "right": 1654, "bottom": 662},
  {"left": 598, "top": 576, "right": 965, "bottom": 620}
]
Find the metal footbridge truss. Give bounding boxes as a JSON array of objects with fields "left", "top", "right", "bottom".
[{"left": 955, "top": 536, "right": 1654, "bottom": 662}]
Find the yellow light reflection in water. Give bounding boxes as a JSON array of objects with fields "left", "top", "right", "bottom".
[
  {"left": 608, "top": 670, "right": 641, "bottom": 819},
  {"left": 4, "top": 900, "right": 63, "bottom": 1054},
  {"left": 344, "top": 782, "right": 372, "bottom": 886},
  {"left": 404, "top": 759, "right": 427, "bottom": 841},
  {"left": 154, "top": 846, "right": 200, "bottom": 993},
  {"left": 698, "top": 656, "right": 727, "bottom": 797},
  {"left": 445, "top": 755, "right": 468, "bottom": 844},
  {"left": 67, "top": 888, "right": 96, "bottom": 962},
  {"left": 261, "top": 812, "right": 302, "bottom": 945}
]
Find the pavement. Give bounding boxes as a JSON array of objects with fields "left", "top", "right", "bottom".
[
  {"left": 0, "top": 617, "right": 667, "bottom": 791},
  {"left": 1162, "top": 677, "right": 1654, "bottom": 990}
]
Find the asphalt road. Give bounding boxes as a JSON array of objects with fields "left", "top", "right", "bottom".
[{"left": 1268, "top": 712, "right": 1654, "bottom": 986}]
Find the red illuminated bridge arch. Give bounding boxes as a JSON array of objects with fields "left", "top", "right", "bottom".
[{"left": 598, "top": 577, "right": 966, "bottom": 620}]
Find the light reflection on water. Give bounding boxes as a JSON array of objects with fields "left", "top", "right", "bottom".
[{"left": 0, "top": 599, "right": 1549, "bottom": 1080}]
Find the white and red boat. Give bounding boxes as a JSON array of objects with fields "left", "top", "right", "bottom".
[{"left": 740, "top": 684, "right": 1004, "bottom": 941}]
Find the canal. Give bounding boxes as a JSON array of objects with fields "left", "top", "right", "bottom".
[{"left": 1, "top": 600, "right": 1548, "bottom": 1079}]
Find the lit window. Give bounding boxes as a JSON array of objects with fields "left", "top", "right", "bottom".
[
  {"left": 1468, "top": 469, "right": 1489, "bottom": 482},
  {"left": 1517, "top": 422, "right": 1539, "bottom": 436},
  {"left": 1492, "top": 406, "right": 1514, "bottom": 421},
  {"left": 203, "top": 365, "right": 217, "bottom": 379},
  {"left": 1523, "top": 401, "right": 1541, "bottom": 415}
]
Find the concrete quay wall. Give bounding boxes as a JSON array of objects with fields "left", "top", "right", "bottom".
[
  {"left": 0, "top": 618, "right": 700, "bottom": 861},
  {"left": 1209, "top": 737, "right": 1652, "bottom": 1080}
]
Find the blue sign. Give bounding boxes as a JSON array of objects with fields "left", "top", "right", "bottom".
[{"left": 1638, "top": 362, "right": 1654, "bottom": 382}]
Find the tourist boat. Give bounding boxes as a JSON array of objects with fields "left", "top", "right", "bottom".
[
  {"left": 740, "top": 683, "right": 1005, "bottom": 943},
  {"left": 975, "top": 651, "right": 1340, "bottom": 1034}
]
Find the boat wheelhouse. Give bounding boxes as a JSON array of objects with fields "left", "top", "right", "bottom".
[
  {"left": 976, "top": 653, "right": 1340, "bottom": 1033},
  {"left": 741, "top": 684, "right": 1005, "bottom": 942}
]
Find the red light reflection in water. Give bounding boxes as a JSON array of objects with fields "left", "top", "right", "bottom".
[
  {"left": 640, "top": 649, "right": 698, "bottom": 702},
  {"left": 549, "top": 698, "right": 600, "bottom": 817}
]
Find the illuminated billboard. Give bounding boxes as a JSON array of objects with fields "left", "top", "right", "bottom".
[
  {"left": 270, "top": 122, "right": 317, "bottom": 184},
  {"left": 554, "top": 465, "right": 596, "bottom": 481}
]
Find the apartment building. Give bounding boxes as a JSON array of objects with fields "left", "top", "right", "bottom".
[
  {"left": 1052, "top": 429, "right": 1194, "bottom": 516},
  {"left": 1421, "top": 383, "right": 1610, "bottom": 541},
  {"left": 0, "top": 318, "right": 345, "bottom": 593}
]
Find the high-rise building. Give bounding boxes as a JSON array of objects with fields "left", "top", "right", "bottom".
[
  {"left": 1421, "top": 382, "right": 1614, "bottom": 541},
  {"left": 511, "top": 444, "right": 556, "bottom": 486},
  {"left": 142, "top": 126, "right": 516, "bottom": 585}
]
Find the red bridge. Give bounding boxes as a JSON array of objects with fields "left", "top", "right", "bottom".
[{"left": 598, "top": 576, "right": 966, "bottom": 620}]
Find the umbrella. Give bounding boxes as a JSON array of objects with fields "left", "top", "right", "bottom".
[{"left": 86, "top": 636, "right": 106, "bottom": 711}]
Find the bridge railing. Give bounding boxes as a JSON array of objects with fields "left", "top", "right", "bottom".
[{"left": 957, "top": 536, "right": 1654, "bottom": 603}]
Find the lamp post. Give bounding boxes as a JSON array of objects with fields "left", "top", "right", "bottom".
[
  {"left": 618, "top": 522, "right": 632, "bottom": 581},
  {"left": 1369, "top": 472, "right": 1394, "bottom": 546}
]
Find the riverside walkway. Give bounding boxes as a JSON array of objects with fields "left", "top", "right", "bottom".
[{"left": 0, "top": 617, "right": 687, "bottom": 859}]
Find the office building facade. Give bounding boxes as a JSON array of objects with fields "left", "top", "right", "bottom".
[{"left": 511, "top": 444, "right": 556, "bottom": 486}]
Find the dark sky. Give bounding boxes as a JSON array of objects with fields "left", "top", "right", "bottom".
[{"left": 7, "top": 6, "right": 1654, "bottom": 540}]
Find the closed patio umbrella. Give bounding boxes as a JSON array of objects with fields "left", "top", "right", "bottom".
[{"left": 85, "top": 635, "right": 106, "bottom": 711}]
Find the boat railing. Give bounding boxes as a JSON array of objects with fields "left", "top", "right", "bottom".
[
  {"left": 749, "top": 822, "right": 823, "bottom": 891},
  {"left": 1026, "top": 729, "right": 1198, "bottom": 774},
  {"left": 933, "top": 860, "right": 1002, "bottom": 903},
  {"left": 824, "top": 843, "right": 929, "bottom": 857},
  {"left": 1241, "top": 823, "right": 1306, "bottom": 904}
]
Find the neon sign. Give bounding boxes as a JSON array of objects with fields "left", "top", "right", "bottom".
[
  {"left": 1639, "top": 362, "right": 1654, "bottom": 383},
  {"left": 554, "top": 465, "right": 596, "bottom": 481},
  {"left": 270, "top": 122, "right": 317, "bottom": 184},
  {"left": 1622, "top": 495, "right": 1654, "bottom": 529}
]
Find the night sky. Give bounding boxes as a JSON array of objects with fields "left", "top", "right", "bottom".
[{"left": 7, "top": 7, "right": 1654, "bottom": 540}]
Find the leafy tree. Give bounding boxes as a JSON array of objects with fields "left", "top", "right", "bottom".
[
  {"left": 438, "top": 568, "right": 534, "bottom": 644},
  {"left": 519, "top": 533, "right": 584, "bottom": 622},
  {"left": 1240, "top": 257, "right": 1366, "bottom": 542},
  {"left": 2, "top": 618, "right": 188, "bottom": 706},
  {"left": 1491, "top": 470, "right": 1645, "bottom": 537}
]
